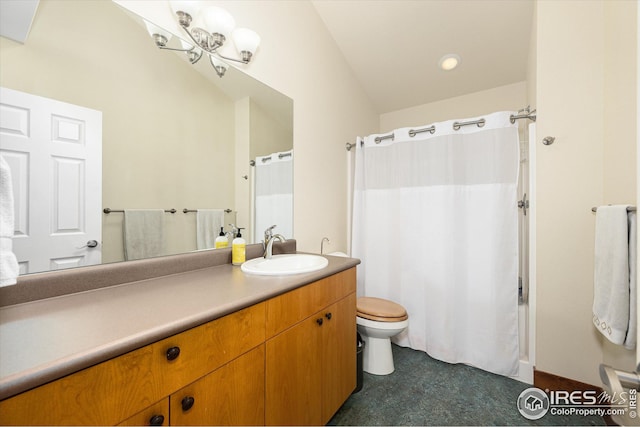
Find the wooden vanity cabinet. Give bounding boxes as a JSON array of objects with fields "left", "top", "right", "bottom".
[
  {"left": 169, "top": 344, "right": 265, "bottom": 426},
  {"left": 0, "top": 303, "right": 265, "bottom": 426},
  {"left": 118, "top": 399, "right": 169, "bottom": 426},
  {"left": 0, "top": 267, "right": 357, "bottom": 426},
  {"left": 265, "top": 268, "right": 357, "bottom": 426}
]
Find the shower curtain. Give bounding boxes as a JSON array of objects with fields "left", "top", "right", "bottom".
[
  {"left": 351, "top": 112, "right": 520, "bottom": 377},
  {"left": 254, "top": 150, "right": 293, "bottom": 243}
]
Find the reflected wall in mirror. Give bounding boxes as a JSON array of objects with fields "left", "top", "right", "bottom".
[{"left": 0, "top": 0, "right": 293, "bottom": 278}]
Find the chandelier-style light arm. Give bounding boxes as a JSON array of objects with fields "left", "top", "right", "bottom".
[
  {"left": 176, "top": 21, "right": 224, "bottom": 54},
  {"left": 160, "top": 2, "right": 260, "bottom": 78},
  {"left": 214, "top": 51, "right": 251, "bottom": 65}
]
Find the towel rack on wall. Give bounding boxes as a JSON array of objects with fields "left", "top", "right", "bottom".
[
  {"left": 183, "top": 208, "right": 233, "bottom": 213},
  {"left": 103, "top": 208, "right": 177, "bottom": 214},
  {"left": 591, "top": 206, "right": 637, "bottom": 213}
]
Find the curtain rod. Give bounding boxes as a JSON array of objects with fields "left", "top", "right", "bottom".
[
  {"left": 249, "top": 151, "right": 292, "bottom": 166},
  {"left": 591, "top": 206, "right": 637, "bottom": 212},
  {"left": 346, "top": 109, "right": 538, "bottom": 151}
]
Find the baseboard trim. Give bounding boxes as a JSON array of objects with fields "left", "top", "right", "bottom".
[{"left": 533, "top": 370, "right": 617, "bottom": 426}]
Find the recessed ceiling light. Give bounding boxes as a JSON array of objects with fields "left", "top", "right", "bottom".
[{"left": 439, "top": 54, "right": 461, "bottom": 71}]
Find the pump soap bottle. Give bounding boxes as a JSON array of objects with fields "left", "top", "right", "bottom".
[
  {"left": 215, "top": 227, "right": 228, "bottom": 249},
  {"left": 232, "top": 227, "right": 246, "bottom": 265}
]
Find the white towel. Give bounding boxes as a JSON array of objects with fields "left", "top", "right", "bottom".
[
  {"left": 592, "top": 205, "right": 634, "bottom": 346},
  {"left": 0, "top": 156, "right": 19, "bottom": 286},
  {"left": 624, "top": 211, "right": 636, "bottom": 349},
  {"left": 123, "top": 209, "right": 165, "bottom": 261},
  {"left": 196, "top": 209, "right": 224, "bottom": 250}
]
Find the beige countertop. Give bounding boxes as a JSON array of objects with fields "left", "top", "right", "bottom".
[{"left": 0, "top": 253, "right": 359, "bottom": 400}]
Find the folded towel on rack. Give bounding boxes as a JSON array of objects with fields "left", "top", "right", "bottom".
[
  {"left": 625, "top": 211, "right": 636, "bottom": 349},
  {"left": 123, "top": 209, "right": 165, "bottom": 261},
  {"left": 0, "top": 156, "right": 19, "bottom": 287},
  {"left": 593, "top": 205, "right": 635, "bottom": 347},
  {"left": 196, "top": 209, "right": 224, "bottom": 250}
]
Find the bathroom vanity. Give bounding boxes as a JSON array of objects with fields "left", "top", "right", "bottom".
[{"left": 0, "top": 242, "right": 359, "bottom": 426}]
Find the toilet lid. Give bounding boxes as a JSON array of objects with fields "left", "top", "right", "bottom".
[{"left": 357, "top": 297, "right": 408, "bottom": 322}]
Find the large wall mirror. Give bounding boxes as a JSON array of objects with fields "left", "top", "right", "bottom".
[{"left": 0, "top": 0, "right": 293, "bottom": 278}]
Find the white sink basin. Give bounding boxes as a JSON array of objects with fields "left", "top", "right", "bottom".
[{"left": 241, "top": 254, "right": 329, "bottom": 276}]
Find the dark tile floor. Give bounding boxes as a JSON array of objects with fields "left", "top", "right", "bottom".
[{"left": 329, "top": 344, "right": 606, "bottom": 426}]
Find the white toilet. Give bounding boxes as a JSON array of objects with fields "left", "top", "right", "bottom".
[{"left": 356, "top": 297, "right": 409, "bottom": 375}]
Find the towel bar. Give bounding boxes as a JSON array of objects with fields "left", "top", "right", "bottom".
[
  {"left": 103, "top": 208, "right": 176, "bottom": 214},
  {"left": 183, "top": 208, "right": 233, "bottom": 213},
  {"left": 591, "top": 206, "right": 636, "bottom": 213}
]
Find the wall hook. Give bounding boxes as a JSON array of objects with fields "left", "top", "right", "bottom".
[{"left": 542, "top": 136, "right": 555, "bottom": 145}]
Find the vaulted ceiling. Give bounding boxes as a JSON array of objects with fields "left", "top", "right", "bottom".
[{"left": 312, "top": 0, "right": 534, "bottom": 114}]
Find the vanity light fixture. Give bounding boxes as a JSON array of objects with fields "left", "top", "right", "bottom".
[
  {"left": 438, "top": 53, "right": 460, "bottom": 71},
  {"left": 145, "top": 1, "right": 261, "bottom": 78}
]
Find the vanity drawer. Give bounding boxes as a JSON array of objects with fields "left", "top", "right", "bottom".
[
  {"left": 265, "top": 267, "right": 356, "bottom": 338},
  {"left": 155, "top": 302, "right": 265, "bottom": 393},
  {"left": 0, "top": 302, "right": 265, "bottom": 426},
  {"left": 117, "top": 399, "right": 169, "bottom": 426}
]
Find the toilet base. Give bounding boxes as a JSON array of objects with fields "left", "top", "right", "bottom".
[{"left": 362, "top": 335, "right": 395, "bottom": 375}]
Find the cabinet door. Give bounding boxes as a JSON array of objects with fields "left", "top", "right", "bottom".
[
  {"left": 170, "top": 345, "right": 265, "bottom": 426},
  {"left": 117, "top": 399, "right": 169, "bottom": 426},
  {"left": 321, "top": 293, "right": 357, "bottom": 423},
  {"left": 265, "top": 314, "right": 324, "bottom": 426}
]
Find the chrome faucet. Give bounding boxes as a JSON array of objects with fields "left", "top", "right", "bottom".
[{"left": 263, "top": 225, "right": 286, "bottom": 259}]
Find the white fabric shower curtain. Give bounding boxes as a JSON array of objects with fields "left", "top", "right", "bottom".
[
  {"left": 254, "top": 150, "right": 293, "bottom": 243},
  {"left": 352, "top": 112, "right": 520, "bottom": 377}
]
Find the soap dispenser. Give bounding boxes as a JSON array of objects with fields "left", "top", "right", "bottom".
[
  {"left": 232, "top": 227, "right": 246, "bottom": 266},
  {"left": 215, "top": 227, "right": 228, "bottom": 249}
]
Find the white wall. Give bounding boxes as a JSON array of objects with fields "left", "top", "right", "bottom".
[
  {"left": 380, "top": 82, "right": 527, "bottom": 132},
  {"left": 212, "top": 1, "right": 380, "bottom": 254},
  {"left": 536, "top": 0, "right": 637, "bottom": 386}
]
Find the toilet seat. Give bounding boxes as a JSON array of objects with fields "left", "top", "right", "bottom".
[{"left": 357, "top": 297, "right": 408, "bottom": 322}]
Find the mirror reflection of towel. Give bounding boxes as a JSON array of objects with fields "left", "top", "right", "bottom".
[
  {"left": 123, "top": 210, "right": 164, "bottom": 261},
  {"left": 196, "top": 209, "right": 224, "bottom": 250},
  {"left": 0, "top": 156, "right": 19, "bottom": 286}
]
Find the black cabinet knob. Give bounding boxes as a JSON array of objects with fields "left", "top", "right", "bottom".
[
  {"left": 149, "top": 414, "right": 165, "bottom": 426},
  {"left": 325, "top": 312, "right": 332, "bottom": 320},
  {"left": 316, "top": 318, "right": 323, "bottom": 326},
  {"left": 166, "top": 346, "right": 181, "bottom": 361},
  {"left": 181, "top": 396, "right": 195, "bottom": 412}
]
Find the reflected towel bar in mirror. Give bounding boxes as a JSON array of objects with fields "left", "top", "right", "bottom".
[
  {"left": 183, "top": 208, "right": 233, "bottom": 213},
  {"left": 103, "top": 208, "right": 177, "bottom": 214}
]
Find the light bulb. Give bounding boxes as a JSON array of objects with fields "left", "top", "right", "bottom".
[
  {"left": 210, "top": 55, "right": 229, "bottom": 77},
  {"left": 232, "top": 28, "right": 260, "bottom": 56},
  {"left": 439, "top": 54, "right": 461, "bottom": 71},
  {"left": 202, "top": 6, "right": 235, "bottom": 38}
]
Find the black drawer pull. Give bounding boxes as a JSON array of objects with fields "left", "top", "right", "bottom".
[
  {"left": 316, "top": 318, "right": 323, "bottom": 326},
  {"left": 181, "top": 396, "right": 195, "bottom": 411},
  {"left": 166, "top": 346, "right": 181, "bottom": 361},
  {"left": 325, "top": 312, "right": 332, "bottom": 320},
  {"left": 149, "top": 414, "right": 165, "bottom": 426}
]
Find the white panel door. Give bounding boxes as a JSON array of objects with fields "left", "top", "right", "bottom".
[{"left": 0, "top": 87, "right": 102, "bottom": 274}]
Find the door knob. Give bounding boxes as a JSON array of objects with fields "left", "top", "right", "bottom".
[{"left": 76, "top": 240, "right": 98, "bottom": 249}]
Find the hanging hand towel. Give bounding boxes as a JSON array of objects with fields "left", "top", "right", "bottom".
[
  {"left": 196, "top": 209, "right": 224, "bottom": 250},
  {"left": 592, "top": 205, "right": 633, "bottom": 345},
  {"left": 0, "top": 156, "right": 19, "bottom": 286},
  {"left": 123, "top": 209, "right": 165, "bottom": 261},
  {"left": 624, "top": 211, "right": 636, "bottom": 349}
]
